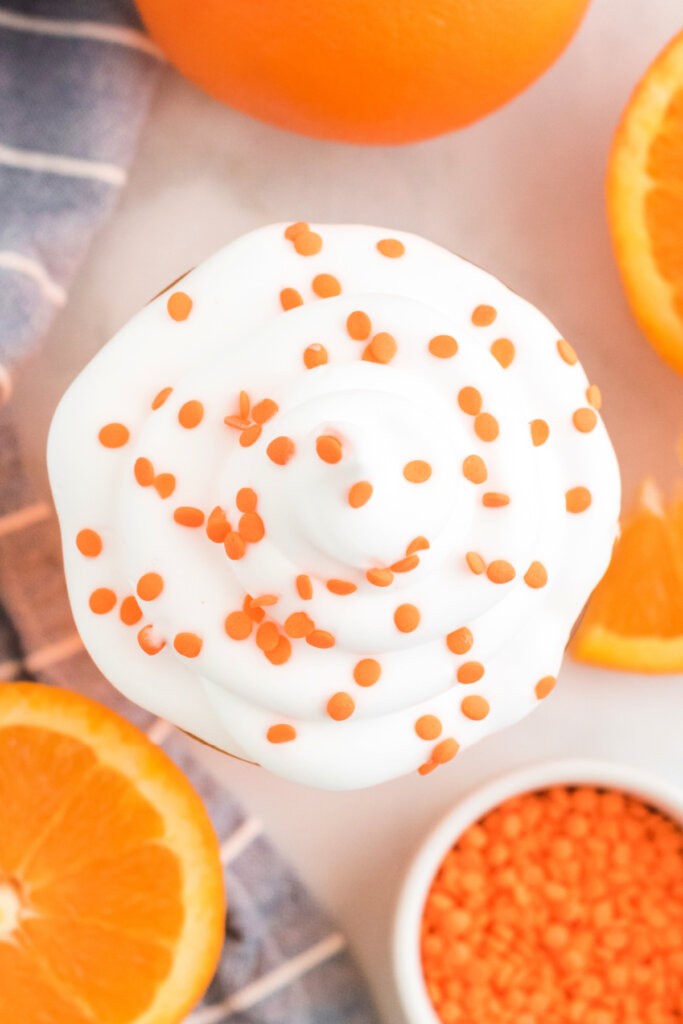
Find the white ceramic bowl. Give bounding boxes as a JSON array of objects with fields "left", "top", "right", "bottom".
[{"left": 393, "top": 758, "right": 683, "bottom": 1024}]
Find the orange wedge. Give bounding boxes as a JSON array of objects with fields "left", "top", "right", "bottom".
[
  {"left": 607, "top": 30, "right": 683, "bottom": 375},
  {"left": 571, "top": 483, "right": 683, "bottom": 672},
  {"left": 0, "top": 684, "right": 225, "bottom": 1024}
]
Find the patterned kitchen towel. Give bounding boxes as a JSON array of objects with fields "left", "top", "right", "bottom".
[{"left": 0, "top": 5, "right": 381, "bottom": 1021}]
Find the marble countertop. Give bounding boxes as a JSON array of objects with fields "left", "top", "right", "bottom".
[{"left": 12, "top": 1, "right": 683, "bottom": 1020}]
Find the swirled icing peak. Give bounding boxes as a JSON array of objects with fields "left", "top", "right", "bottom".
[{"left": 48, "top": 223, "right": 621, "bottom": 789}]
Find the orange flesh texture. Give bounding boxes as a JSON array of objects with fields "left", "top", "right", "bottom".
[
  {"left": 134, "top": 0, "right": 591, "bottom": 145},
  {"left": 0, "top": 687, "right": 224, "bottom": 1024},
  {"left": 646, "top": 87, "right": 683, "bottom": 320}
]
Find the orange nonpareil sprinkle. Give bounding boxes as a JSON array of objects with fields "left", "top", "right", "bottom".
[
  {"left": 326, "top": 692, "right": 355, "bottom": 720},
  {"left": 326, "top": 579, "right": 357, "bottom": 595},
  {"left": 390, "top": 555, "right": 420, "bottom": 573},
  {"left": 557, "top": 338, "right": 578, "bottom": 365},
  {"left": 421, "top": 786, "right": 683, "bottom": 1023},
  {"left": 284, "top": 221, "right": 309, "bottom": 240},
  {"left": 457, "top": 660, "right": 485, "bottom": 684},
  {"left": 243, "top": 595, "right": 265, "bottom": 624},
  {"left": 224, "top": 611, "right": 253, "bottom": 640},
  {"left": 151, "top": 386, "right": 173, "bottom": 410},
  {"left": 98, "top": 423, "right": 129, "bottom": 449},
  {"left": 224, "top": 415, "right": 250, "bottom": 431},
  {"left": 206, "top": 506, "right": 230, "bottom": 543},
  {"left": 89, "top": 588, "right": 116, "bottom": 614},
  {"left": 407, "top": 536, "right": 430, "bottom": 555},
  {"left": 433, "top": 737, "right": 459, "bottom": 764},
  {"left": 316, "top": 435, "right": 343, "bottom": 464},
  {"left": 178, "top": 400, "right": 204, "bottom": 429},
  {"left": 267, "top": 436, "right": 296, "bottom": 465},
  {"left": 461, "top": 694, "right": 490, "bottom": 720},
  {"left": 376, "top": 238, "right": 405, "bottom": 258},
  {"left": 531, "top": 418, "right": 550, "bottom": 446},
  {"left": 482, "top": 492, "right": 509, "bottom": 507},
  {"left": 137, "top": 573, "right": 163, "bottom": 601},
  {"left": 119, "top": 595, "right": 142, "bottom": 626},
  {"left": 462, "top": 455, "right": 487, "bottom": 484},
  {"left": 471, "top": 304, "right": 497, "bottom": 327},
  {"left": 238, "top": 513, "right": 265, "bottom": 543},
  {"left": 240, "top": 424, "right": 262, "bottom": 447},
  {"left": 566, "top": 486, "right": 592, "bottom": 513},
  {"left": 362, "top": 331, "right": 397, "bottom": 363},
  {"left": 428, "top": 335, "right": 458, "bottom": 359},
  {"left": 394, "top": 603, "right": 420, "bottom": 633},
  {"left": 573, "top": 407, "right": 598, "bottom": 433},
  {"left": 586, "top": 384, "right": 602, "bottom": 409},
  {"left": 535, "top": 675, "right": 556, "bottom": 699},
  {"left": 265, "top": 635, "right": 292, "bottom": 665},
  {"left": 284, "top": 612, "right": 315, "bottom": 638},
  {"left": 236, "top": 487, "right": 258, "bottom": 513},
  {"left": 267, "top": 724, "right": 296, "bottom": 743},
  {"left": 415, "top": 715, "right": 442, "bottom": 740},
  {"left": 307, "top": 630, "right": 335, "bottom": 649},
  {"left": 239, "top": 390, "right": 250, "bottom": 420},
  {"left": 167, "top": 291, "right": 192, "bottom": 321},
  {"left": 224, "top": 532, "right": 246, "bottom": 560},
  {"left": 353, "top": 658, "right": 381, "bottom": 687},
  {"left": 303, "top": 344, "right": 328, "bottom": 368},
  {"left": 153, "top": 473, "right": 176, "bottom": 499},
  {"left": 252, "top": 398, "right": 278, "bottom": 424},
  {"left": 173, "top": 632, "right": 202, "bottom": 658},
  {"left": 76, "top": 529, "right": 102, "bottom": 558},
  {"left": 486, "top": 560, "right": 515, "bottom": 584},
  {"left": 312, "top": 273, "right": 341, "bottom": 298},
  {"left": 173, "top": 506, "right": 205, "bottom": 528},
  {"left": 367, "top": 568, "right": 394, "bottom": 587},
  {"left": 403, "top": 460, "right": 432, "bottom": 483},
  {"left": 251, "top": 594, "right": 278, "bottom": 608},
  {"left": 348, "top": 481, "right": 373, "bottom": 507},
  {"left": 293, "top": 229, "right": 322, "bottom": 256},
  {"left": 256, "top": 621, "right": 280, "bottom": 652},
  {"left": 447, "top": 627, "right": 473, "bottom": 655},
  {"left": 474, "top": 413, "right": 499, "bottom": 442},
  {"left": 280, "top": 287, "right": 304, "bottom": 311},
  {"left": 490, "top": 337, "right": 515, "bottom": 368},
  {"left": 137, "top": 624, "right": 166, "bottom": 655},
  {"left": 524, "top": 560, "right": 548, "bottom": 588},
  {"left": 347, "top": 310, "right": 372, "bottom": 340},
  {"left": 134, "top": 457, "right": 155, "bottom": 487},
  {"left": 465, "top": 552, "right": 485, "bottom": 575},
  {"left": 296, "top": 574, "right": 313, "bottom": 600},
  {"left": 458, "top": 387, "right": 482, "bottom": 416}
]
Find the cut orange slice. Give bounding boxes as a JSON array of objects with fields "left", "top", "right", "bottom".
[
  {"left": 0, "top": 684, "right": 225, "bottom": 1024},
  {"left": 571, "top": 483, "right": 683, "bottom": 672},
  {"left": 607, "top": 30, "right": 683, "bottom": 375}
]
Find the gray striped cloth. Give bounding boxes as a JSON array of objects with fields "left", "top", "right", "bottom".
[{"left": 0, "top": 5, "right": 379, "bottom": 1022}]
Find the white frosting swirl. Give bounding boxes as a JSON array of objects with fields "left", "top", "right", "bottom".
[{"left": 48, "top": 223, "right": 621, "bottom": 789}]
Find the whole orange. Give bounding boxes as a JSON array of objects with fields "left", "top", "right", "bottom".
[{"left": 135, "top": 0, "right": 592, "bottom": 144}]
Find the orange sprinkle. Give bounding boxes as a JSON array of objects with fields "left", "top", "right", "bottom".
[
  {"left": 472, "top": 304, "right": 497, "bottom": 327},
  {"left": 346, "top": 310, "right": 372, "bottom": 340},
  {"left": 363, "top": 331, "right": 397, "bottom": 363},
  {"left": 447, "top": 627, "right": 473, "bottom": 655},
  {"left": 225, "top": 611, "right": 253, "bottom": 640},
  {"left": 284, "top": 612, "right": 315, "bottom": 638},
  {"left": 391, "top": 555, "right": 420, "bottom": 573},
  {"left": 293, "top": 229, "right": 322, "bottom": 256},
  {"left": 353, "top": 658, "right": 381, "bottom": 687},
  {"left": 167, "top": 291, "right": 192, "bottom": 321},
  {"left": 557, "top": 338, "right": 578, "bottom": 365},
  {"left": 366, "top": 568, "right": 394, "bottom": 587},
  {"left": 531, "top": 419, "right": 550, "bottom": 446},
  {"left": 327, "top": 579, "right": 357, "bottom": 595},
  {"left": 239, "top": 512, "right": 265, "bottom": 543},
  {"left": 316, "top": 435, "right": 343, "bottom": 464},
  {"left": 482, "top": 492, "right": 509, "bottom": 507},
  {"left": 461, "top": 695, "right": 490, "bottom": 720},
  {"left": 153, "top": 473, "right": 176, "bottom": 499},
  {"left": 394, "top": 603, "right": 420, "bottom": 633},
  {"left": 458, "top": 387, "right": 482, "bottom": 416},
  {"left": 134, "top": 457, "right": 155, "bottom": 487},
  {"left": 474, "top": 412, "right": 499, "bottom": 442},
  {"left": 535, "top": 675, "right": 557, "bottom": 699},
  {"left": 457, "top": 661, "right": 485, "bottom": 684},
  {"left": 348, "top": 481, "right": 373, "bottom": 508},
  {"left": 462, "top": 455, "right": 487, "bottom": 484},
  {"left": 307, "top": 629, "right": 335, "bottom": 649},
  {"left": 239, "top": 390, "right": 250, "bottom": 420},
  {"left": 490, "top": 337, "right": 515, "bottom": 368},
  {"left": 403, "top": 460, "right": 432, "bottom": 483},
  {"left": 206, "top": 506, "right": 230, "bottom": 543},
  {"left": 137, "top": 573, "right": 163, "bottom": 601},
  {"left": 76, "top": 529, "right": 102, "bottom": 558},
  {"left": 120, "top": 596, "right": 142, "bottom": 626},
  {"left": 433, "top": 737, "right": 459, "bottom": 764},
  {"left": 296, "top": 574, "right": 313, "bottom": 600},
  {"left": 224, "top": 415, "right": 250, "bottom": 431},
  {"left": 573, "top": 407, "right": 598, "bottom": 433},
  {"left": 256, "top": 621, "right": 280, "bottom": 652},
  {"left": 407, "top": 536, "right": 430, "bottom": 555},
  {"left": 265, "top": 635, "right": 292, "bottom": 665},
  {"left": 151, "top": 386, "right": 173, "bottom": 410},
  {"left": 417, "top": 762, "right": 437, "bottom": 776},
  {"left": 586, "top": 384, "right": 602, "bottom": 409},
  {"left": 173, "top": 506, "right": 205, "bottom": 528},
  {"left": 566, "top": 486, "right": 592, "bottom": 513},
  {"left": 377, "top": 237, "right": 405, "bottom": 258},
  {"left": 280, "top": 287, "right": 304, "bottom": 311},
  {"left": 174, "top": 632, "right": 202, "bottom": 658},
  {"left": 98, "top": 423, "right": 129, "bottom": 448},
  {"left": 236, "top": 488, "right": 258, "bottom": 513},
  {"left": 428, "top": 334, "right": 458, "bottom": 358},
  {"left": 327, "top": 692, "right": 355, "bottom": 720},
  {"left": 243, "top": 595, "right": 265, "bottom": 624},
  {"left": 251, "top": 594, "right": 278, "bottom": 607},
  {"left": 466, "top": 552, "right": 485, "bottom": 575},
  {"left": 267, "top": 436, "right": 296, "bottom": 465},
  {"left": 178, "top": 400, "right": 204, "bottom": 429},
  {"left": 267, "top": 723, "right": 296, "bottom": 743},
  {"left": 137, "top": 624, "right": 166, "bottom": 656},
  {"left": 303, "top": 344, "right": 328, "bottom": 369},
  {"left": 224, "top": 532, "right": 246, "bottom": 560},
  {"left": 486, "top": 560, "right": 515, "bottom": 584},
  {"left": 89, "top": 588, "right": 116, "bottom": 614},
  {"left": 240, "top": 424, "right": 262, "bottom": 447},
  {"left": 415, "top": 715, "right": 443, "bottom": 741},
  {"left": 252, "top": 398, "right": 279, "bottom": 424},
  {"left": 312, "top": 273, "right": 341, "bottom": 298},
  {"left": 524, "top": 561, "right": 548, "bottom": 589},
  {"left": 284, "top": 221, "right": 308, "bottom": 240}
]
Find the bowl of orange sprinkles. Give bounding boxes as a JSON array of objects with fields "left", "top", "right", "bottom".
[{"left": 393, "top": 759, "right": 683, "bottom": 1024}]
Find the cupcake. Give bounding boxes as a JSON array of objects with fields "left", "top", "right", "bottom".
[{"left": 48, "top": 223, "right": 620, "bottom": 789}]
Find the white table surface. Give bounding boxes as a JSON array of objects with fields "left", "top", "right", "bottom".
[{"left": 11, "top": 2, "right": 683, "bottom": 1020}]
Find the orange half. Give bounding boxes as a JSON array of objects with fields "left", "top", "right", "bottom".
[
  {"left": 0, "top": 684, "right": 225, "bottom": 1024},
  {"left": 571, "top": 483, "right": 683, "bottom": 672},
  {"left": 607, "top": 30, "right": 683, "bottom": 375}
]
